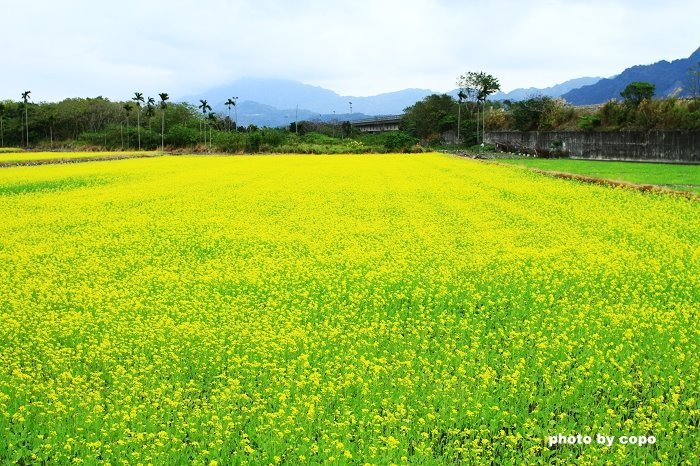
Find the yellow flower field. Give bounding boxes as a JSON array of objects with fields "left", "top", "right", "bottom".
[{"left": 0, "top": 153, "right": 698, "bottom": 465}]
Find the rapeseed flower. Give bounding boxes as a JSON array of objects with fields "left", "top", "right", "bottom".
[{"left": 0, "top": 153, "right": 697, "bottom": 464}]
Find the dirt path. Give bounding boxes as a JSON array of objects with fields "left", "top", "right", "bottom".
[{"left": 0, "top": 153, "right": 164, "bottom": 168}]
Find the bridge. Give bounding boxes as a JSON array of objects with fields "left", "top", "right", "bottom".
[{"left": 351, "top": 115, "right": 402, "bottom": 133}]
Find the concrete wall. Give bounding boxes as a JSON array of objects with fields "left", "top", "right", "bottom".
[{"left": 484, "top": 130, "right": 700, "bottom": 163}]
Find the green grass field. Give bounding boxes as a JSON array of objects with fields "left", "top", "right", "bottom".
[
  {"left": 0, "top": 153, "right": 698, "bottom": 464},
  {"left": 499, "top": 158, "right": 700, "bottom": 193}
]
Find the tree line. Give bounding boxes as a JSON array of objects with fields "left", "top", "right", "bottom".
[
  {"left": 0, "top": 71, "right": 501, "bottom": 152},
  {"left": 0, "top": 91, "right": 248, "bottom": 151},
  {"left": 400, "top": 80, "right": 700, "bottom": 145},
  {"left": 8, "top": 74, "right": 689, "bottom": 154}
]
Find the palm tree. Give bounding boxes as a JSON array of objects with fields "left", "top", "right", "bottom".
[
  {"left": 145, "top": 97, "right": 156, "bottom": 132},
  {"left": 457, "top": 90, "right": 467, "bottom": 144},
  {"left": 158, "top": 93, "right": 169, "bottom": 152},
  {"left": 198, "top": 99, "right": 211, "bottom": 146},
  {"left": 123, "top": 103, "right": 132, "bottom": 149},
  {"left": 225, "top": 97, "right": 237, "bottom": 131},
  {"left": 21, "top": 91, "right": 31, "bottom": 147},
  {"left": 0, "top": 103, "right": 5, "bottom": 147},
  {"left": 132, "top": 92, "right": 144, "bottom": 150}
]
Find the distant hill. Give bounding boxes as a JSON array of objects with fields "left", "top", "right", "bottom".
[
  {"left": 562, "top": 47, "right": 700, "bottom": 105},
  {"left": 183, "top": 78, "right": 433, "bottom": 119},
  {"left": 182, "top": 73, "right": 600, "bottom": 127},
  {"left": 232, "top": 100, "right": 368, "bottom": 128},
  {"left": 351, "top": 88, "right": 435, "bottom": 115},
  {"left": 443, "top": 77, "right": 602, "bottom": 102},
  {"left": 184, "top": 76, "right": 612, "bottom": 127},
  {"left": 490, "top": 77, "right": 602, "bottom": 101},
  {"left": 180, "top": 47, "right": 700, "bottom": 127}
]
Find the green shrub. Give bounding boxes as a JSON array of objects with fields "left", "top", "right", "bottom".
[
  {"left": 579, "top": 114, "right": 602, "bottom": 131},
  {"left": 302, "top": 132, "right": 339, "bottom": 145},
  {"left": 246, "top": 131, "right": 262, "bottom": 152},
  {"left": 167, "top": 124, "right": 199, "bottom": 148}
]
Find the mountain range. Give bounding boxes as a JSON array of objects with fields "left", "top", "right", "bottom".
[
  {"left": 489, "top": 77, "right": 603, "bottom": 101},
  {"left": 562, "top": 46, "right": 700, "bottom": 105},
  {"left": 182, "top": 47, "right": 700, "bottom": 127},
  {"left": 182, "top": 78, "right": 432, "bottom": 126}
]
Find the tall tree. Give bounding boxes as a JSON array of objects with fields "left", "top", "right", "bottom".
[
  {"left": 457, "top": 72, "right": 500, "bottom": 143},
  {"left": 145, "top": 96, "right": 156, "bottom": 131},
  {"left": 400, "top": 94, "right": 458, "bottom": 142},
  {"left": 21, "top": 91, "right": 31, "bottom": 147},
  {"left": 225, "top": 97, "right": 237, "bottom": 131},
  {"left": 158, "top": 93, "right": 169, "bottom": 152},
  {"left": 457, "top": 90, "right": 467, "bottom": 144},
  {"left": 132, "top": 92, "right": 144, "bottom": 150},
  {"left": 198, "top": 99, "right": 211, "bottom": 146},
  {"left": 620, "top": 82, "right": 655, "bottom": 107},
  {"left": 123, "top": 103, "right": 132, "bottom": 149}
]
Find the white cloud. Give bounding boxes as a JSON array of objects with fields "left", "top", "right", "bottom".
[{"left": 2, "top": 0, "right": 699, "bottom": 101}]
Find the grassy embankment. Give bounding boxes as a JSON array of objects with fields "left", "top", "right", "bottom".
[{"left": 499, "top": 158, "right": 700, "bottom": 194}]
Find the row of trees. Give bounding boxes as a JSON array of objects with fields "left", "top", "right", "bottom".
[
  {"left": 402, "top": 78, "right": 700, "bottom": 144},
  {"left": 0, "top": 92, "right": 424, "bottom": 153},
  {"left": 9, "top": 75, "right": 690, "bottom": 153},
  {"left": 124, "top": 91, "right": 171, "bottom": 151},
  {"left": 1, "top": 70, "right": 502, "bottom": 151},
  {"left": 398, "top": 79, "right": 700, "bottom": 147},
  {"left": 0, "top": 92, "right": 247, "bottom": 150}
]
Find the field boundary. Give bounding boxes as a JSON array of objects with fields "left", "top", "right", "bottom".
[
  {"left": 528, "top": 167, "right": 700, "bottom": 200},
  {"left": 0, "top": 152, "right": 164, "bottom": 168},
  {"left": 485, "top": 130, "right": 700, "bottom": 163}
]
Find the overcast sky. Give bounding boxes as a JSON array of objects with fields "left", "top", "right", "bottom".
[{"left": 3, "top": 0, "right": 699, "bottom": 102}]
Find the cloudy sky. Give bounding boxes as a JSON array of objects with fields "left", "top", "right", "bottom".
[{"left": 3, "top": 0, "right": 699, "bottom": 102}]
